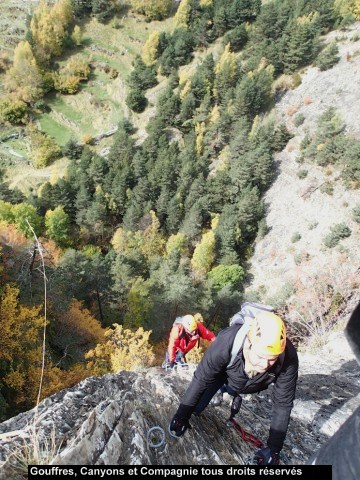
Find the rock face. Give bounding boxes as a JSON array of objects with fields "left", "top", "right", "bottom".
[{"left": 0, "top": 329, "right": 358, "bottom": 476}]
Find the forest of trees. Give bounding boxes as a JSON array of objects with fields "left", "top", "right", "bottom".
[{"left": 0, "top": 0, "right": 359, "bottom": 420}]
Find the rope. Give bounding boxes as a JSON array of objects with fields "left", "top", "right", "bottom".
[
  {"left": 26, "top": 220, "right": 47, "bottom": 409},
  {"left": 228, "top": 418, "right": 263, "bottom": 448}
]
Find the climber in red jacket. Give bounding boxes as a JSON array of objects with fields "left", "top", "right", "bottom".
[{"left": 163, "top": 314, "right": 216, "bottom": 368}]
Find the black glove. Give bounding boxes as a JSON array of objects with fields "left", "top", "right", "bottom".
[
  {"left": 254, "top": 446, "right": 280, "bottom": 465},
  {"left": 169, "top": 414, "right": 191, "bottom": 437},
  {"left": 230, "top": 395, "right": 242, "bottom": 419}
]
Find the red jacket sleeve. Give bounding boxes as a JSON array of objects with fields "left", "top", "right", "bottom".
[{"left": 197, "top": 322, "right": 216, "bottom": 342}]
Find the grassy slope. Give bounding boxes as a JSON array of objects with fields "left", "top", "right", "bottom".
[{"left": 0, "top": 10, "right": 175, "bottom": 192}]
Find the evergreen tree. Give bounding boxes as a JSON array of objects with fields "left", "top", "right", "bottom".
[
  {"left": 283, "top": 14, "right": 321, "bottom": 73},
  {"left": 215, "top": 204, "right": 240, "bottom": 264},
  {"left": 315, "top": 42, "right": 340, "bottom": 71},
  {"left": 233, "top": 67, "right": 273, "bottom": 120},
  {"left": 128, "top": 56, "right": 157, "bottom": 91},
  {"left": 227, "top": 0, "right": 261, "bottom": 27},
  {"left": 179, "top": 92, "right": 197, "bottom": 124},
  {"left": 223, "top": 24, "right": 248, "bottom": 52},
  {"left": 125, "top": 88, "right": 148, "bottom": 113},
  {"left": 166, "top": 196, "right": 183, "bottom": 234},
  {"left": 91, "top": 0, "right": 116, "bottom": 22}
]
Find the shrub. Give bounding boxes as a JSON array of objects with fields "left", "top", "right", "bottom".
[
  {"left": 308, "top": 221, "right": 318, "bottom": 230},
  {"left": 64, "top": 57, "right": 90, "bottom": 80},
  {"left": 320, "top": 182, "right": 334, "bottom": 195},
  {"left": 291, "top": 232, "right": 301, "bottom": 243},
  {"left": 131, "top": 0, "right": 172, "bottom": 20},
  {"left": 291, "top": 72, "right": 302, "bottom": 88},
  {"left": 294, "top": 113, "right": 305, "bottom": 127},
  {"left": 85, "top": 325, "right": 155, "bottom": 375},
  {"left": 28, "top": 127, "right": 61, "bottom": 168},
  {"left": 323, "top": 223, "right": 352, "bottom": 248},
  {"left": 0, "top": 98, "right": 29, "bottom": 125},
  {"left": 0, "top": 52, "right": 10, "bottom": 73},
  {"left": 297, "top": 169, "right": 308, "bottom": 179},
  {"left": 53, "top": 73, "right": 81, "bottom": 94},
  {"left": 316, "top": 42, "right": 340, "bottom": 71},
  {"left": 352, "top": 204, "right": 360, "bottom": 223}
]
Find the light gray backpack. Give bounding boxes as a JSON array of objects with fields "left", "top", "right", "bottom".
[{"left": 228, "top": 302, "right": 274, "bottom": 368}]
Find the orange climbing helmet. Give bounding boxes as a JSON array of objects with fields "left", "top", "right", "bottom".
[{"left": 248, "top": 312, "right": 286, "bottom": 356}]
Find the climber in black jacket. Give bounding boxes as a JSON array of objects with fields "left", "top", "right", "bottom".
[{"left": 170, "top": 312, "right": 299, "bottom": 465}]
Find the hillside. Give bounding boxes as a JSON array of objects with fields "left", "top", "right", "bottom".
[
  {"left": 248, "top": 22, "right": 360, "bottom": 310},
  {"left": 0, "top": 1, "right": 175, "bottom": 193}
]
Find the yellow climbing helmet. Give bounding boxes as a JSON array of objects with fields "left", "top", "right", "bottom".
[
  {"left": 248, "top": 312, "right": 286, "bottom": 356},
  {"left": 182, "top": 314, "right": 197, "bottom": 332}
]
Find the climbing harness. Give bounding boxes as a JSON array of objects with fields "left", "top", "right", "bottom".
[
  {"left": 147, "top": 426, "right": 166, "bottom": 448},
  {"left": 227, "top": 418, "right": 263, "bottom": 448}
]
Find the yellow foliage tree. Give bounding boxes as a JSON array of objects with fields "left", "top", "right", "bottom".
[
  {"left": 142, "top": 31, "right": 160, "bottom": 66},
  {"left": 215, "top": 43, "right": 237, "bottom": 79},
  {"left": 195, "top": 121, "right": 206, "bottom": 157},
  {"left": 86, "top": 325, "right": 155, "bottom": 375},
  {"left": 210, "top": 104, "right": 220, "bottom": 123},
  {"left": 111, "top": 227, "right": 142, "bottom": 254},
  {"left": 58, "top": 299, "right": 104, "bottom": 345},
  {"left": 0, "top": 284, "right": 60, "bottom": 406},
  {"left": 131, "top": 0, "right": 172, "bottom": 20},
  {"left": 140, "top": 210, "right": 165, "bottom": 261},
  {"left": 28, "top": 125, "right": 61, "bottom": 168},
  {"left": 166, "top": 232, "right": 188, "bottom": 256},
  {"left": 4, "top": 41, "right": 43, "bottom": 103},
  {"left": 334, "top": 0, "right": 360, "bottom": 19},
  {"left": 175, "top": 0, "right": 192, "bottom": 27},
  {"left": 180, "top": 80, "right": 192, "bottom": 100},
  {"left": 53, "top": 72, "right": 81, "bottom": 94},
  {"left": 191, "top": 230, "right": 216, "bottom": 279},
  {"left": 71, "top": 25, "right": 82, "bottom": 46},
  {"left": 63, "top": 56, "right": 90, "bottom": 80},
  {"left": 52, "top": 0, "right": 73, "bottom": 26},
  {"left": 31, "top": 0, "right": 73, "bottom": 64}
]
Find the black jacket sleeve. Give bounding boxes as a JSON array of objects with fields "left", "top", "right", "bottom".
[
  {"left": 179, "top": 327, "right": 238, "bottom": 415},
  {"left": 268, "top": 340, "right": 299, "bottom": 452}
]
